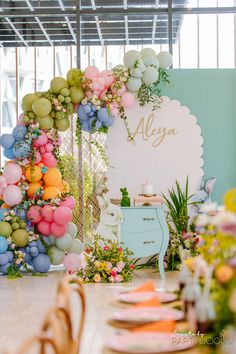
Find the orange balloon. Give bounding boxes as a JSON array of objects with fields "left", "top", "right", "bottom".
[
  {"left": 58, "top": 180, "right": 70, "bottom": 194},
  {"left": 43, "top": 168, "right": 62, "bottom": 187},
  {"left": 1, "top": 203, "right": 10, "bottom": 209},
  {"left": 25, "top": 166, "right": 42, "bottom": 182},
  {"left": 27, "top": 182, "right": 42, "bottom": 198},
  {"left": 38, "top": 163, "right": 45, "bottom": 168},
  {"left": 43, "top": 186, "right": 60, "bottom": 200}
]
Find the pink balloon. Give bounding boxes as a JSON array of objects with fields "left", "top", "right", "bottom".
[
  {"left": 45, "top": 143, "right": 54, "bottom": 152},
  {"left": 0, "top": 176, "right": 7, "bottom": 188},
  {"left": 110, "top": 106, "right": 119, "bottom": 117},
  {"left": 40, "top": 146, "right": 46, "bottom": 154},
  {"left": 120, "top": 92, "right": 135, "bottom": 108},
  {"left": 84, "top": 66, "right": 99, "bottom": 79},
  {"left": 33, "top": 131, "right": 48, "bottom": 147},
  {"left": 3, "top": 163, "right": 22, "bottom": 184},
  {"left": 100, "top": 70, "right": 115, "bottom": 86},
  {"left": 0, "top": 187, "right": 4, "bottom": 196},
  {"left": 59, "top": 196, "right": 76, "bottom": 210},
  {"left": 54, "top": 206, "right": 72, "bottom": 226},
  {"left": 50, "top": 222, "right": 67, "bottom": 238},
  {"left": 99, "top": 90, "right": 108, "bottom": 100},
  {"left": 92, "top": 78, "right": 102, "bottom": 91},
  {"left": 111, "top": 83, "right": 126, "bottom": 95},
  {"left": 42, "top": 153, "right": 57, "bottom": 168},
  {"left": 31, "top": 150, "right": 41, "bottom": 165},
  {"left": 3, "top": 185, "right": 22, "bottom": 206},
  {"left": 42, "top": 205, "right": 54, "bottom": 222},
  {"left": 37, "top": 221, "right": 51, "bottom": 235},
  {"left": 63, "top": 253, "right": 82, "bottom": 272},
  {"left": 27, "top": 206, "right": 42, "bottom": 224}
]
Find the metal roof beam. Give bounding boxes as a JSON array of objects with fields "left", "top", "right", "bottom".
[
  {"left": 5, "top": 17, "right": 28, "bottom": 46},
  {"left": 152, "top": 1, "right": 160, "bottom": 44},
  {"left": 90, "top": 0, "right": 104, "bottom": 46},
  {"left": 57, "top": 0, "right": 76, "bottom": 43},
  {"left": 124, "top": 0, "right": 129, "bottom": 45},
  {"left": 35, "top": 17, "right": 53, "bottom": 46}
]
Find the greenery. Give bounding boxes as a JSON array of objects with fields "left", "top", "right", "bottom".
[{"left": 77, "top": 235, "right": 134, "bottom": 283}]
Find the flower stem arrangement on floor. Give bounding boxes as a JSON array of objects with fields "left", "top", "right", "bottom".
[
  {"left": 77, "top": 235, "right": 134, "bottom": 283},
  {"left": 162, "top": 177, "right": 200, "bottom": 270}
]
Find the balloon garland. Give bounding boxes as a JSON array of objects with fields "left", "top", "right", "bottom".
[{"left": 0, "top": 47, "right": 172, "bottom": 277}]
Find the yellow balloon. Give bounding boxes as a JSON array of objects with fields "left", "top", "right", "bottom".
[
  {"left": 27, "top": 182, "right": 42, "bottom": 198},
  {"left": 58, "top": 180, "right": 70, "bottom": 194},
  {"left": 25, "top": 166, "right": 42, "bottom": 183},
  {"left": 224, "top": 188, "right": 236, "bottom": 213},
  {"left": 43, "top": 168, "right": 62, "bottom": 187},
  {"left": 43, "top": 186, "right": 60, "bottom": 200}
]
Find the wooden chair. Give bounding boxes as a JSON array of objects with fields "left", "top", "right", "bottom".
[{"left": 16, "top": 335, "right": 59, "bottom": 354}]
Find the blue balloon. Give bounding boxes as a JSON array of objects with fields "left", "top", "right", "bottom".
[
  {"left": 14, "top": 207, "right": 26, "bottom": 220},
  {"left": 0, "top": 254, "right": 8, "bottom": 266},
  {"left": 97, "top": 108, "right": 109, "bottom": 123},
  {"left": 26, "top": 246, "right": 30, "bottom": 253},
  {"left": 0, "top": 263, "right": 10, "bottom": 275},
  {"left": 0, "top": 209, "right": 8, "bottom": 222},
  {"left": 91, "top": 105, "right": 97, "bottom": 112},
  {"left": 84, "top": 104, "right": 91, "bottom": 114},
  {"left": 5, "top": 251, "right": 14, "bottom": 263},
  {"left": 12, "top": 125, "right": 27, "bottom": 141},
  {"left": 32, "top": 254, "right": 51, "bottom": 273},
  {"left": 30, "top": 246, "right": 39, "bottom": 257},
  {"left": 77, "top": 106, "right": 88, "bottom": 121},
  {"left": 13, "top": 141, "right": 31, "bottom": 158},
  {"left": 36, "top": 239, "right": 47, "bottom": 253},
  {"left": 81, "top": 121, "right": 91, "bottom": 132},
  {"left": 0, "top": 134, "right": 15, "bottom": 149},
  {"left": 24, "top": 253, "right": 32, "bottom": 264},
  {"left": 103, "top": 117, "right": 115, "bottom": 127},
  {"left": 29, "top": 241, "right": 37, "bottom": 247},
  {"left": 88, "top": 111, "right": 94, "bottom": 117},
  {"left": 4, "top": 148, "right": 15, "bottom": 160},
  {"left": 95, "top": 120, "right": 102, "bottom": 129},
  {"left": 0, "top": 236, "right": 8, "bottom": 254}
]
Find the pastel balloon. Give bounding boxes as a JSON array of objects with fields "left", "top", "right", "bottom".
[
  {"left": 67, "top": 239, "right": 83, "bottom": 255},
  {"left": 33, "top": 131, "right": 48, "bottom": 147},
  {"left": 0, "top": 254, "right": 8, "bottom": 265},
  {"left": 25, "top": 165, "right": 42, "bottom": 183},
  {"left": 54, "top": 206, "right": 72, "bottom": 226},
  {"left": 50, "top": 222, "right": 67, "bottom": 238},
  {"left": 13, "top": 141, "right": 31, "bottom": 159},
  {"left": 45, "top": 143, "right": 54, "bottom": 152},
  {"left": 58, "top": 181, "right": 70, "bottom": 194},
  {"left": 27, "top": 182, "right": 42, "bottom": 198},
  {"left": 43, "top": 168, "right": 62, "bottom": 187},
  {"left": 141, "top": 48, "right": 156, "bottom": 57},
  {"left": 123, "top": 50, "right": 141, "bottom": 66},
  {"left": 12, "top": 125, "right": 27, "bottom": 141},
  {"left": 142, "top": 55, "right": 159, "bottom": 68},
  {"left": 111, "top": 83, "right": 126, "bottom": 95},
  {"left": 63, "top": 253, "right": 82, "bottom": 272},
  {"left": 59, "top": 196, "right": 76, "bottom": 210},
  {"left": 43, "top": 186, "right": 60, "bottom": 201},
  {"left": 157, "top": 51, "right": 173, "bottom": 68},
  {"left": 84, "top": 66, "right": 99, "bottom": 79},
  {"left": 67, "top": 222, "right": 77, "bottom": 238},
  {"left": 32, "top": 150, "right": 42, "bottom": 164},
  {"left": 0, "top": 221, "right": 12, "bottom": 237},
  {"left": 32, "top": 98, "right": 52, "bottom": 117},
  {"left": 130, "top": 68, "right": 142, "bottom": 79},
  {"left": 126, "top": 77, "right": 142, "bottom": 92},
  {"left": 35, "top": 116, "right": 54, "bottom": 130},
  {"left": 97, "top": 108, "right": 109, "bottom": 123},
  {"left": 32, "top": 254, "right": 51, "bottom": 273},
  {"left": 37, "top": 221, "right": 51, "bottom": 236},
  {"left": 12, "top": 229, "right": 29, "bottom": 247},
  {"left": 121, "top": 92, "right": 135, "bottom": 108},
  {"left": 3, "top": 163, "right": 22, "bottom": 184},
  {"left": 3, "top": 185, "right": 22, "bottom": 206},
  {"left": 55, "top": 118, "right": 70, "bottom": 132},
  {"left": 5, "top": 251, "right": 14, "bottom": 262},
  {"left": 4, "top": 148, "right": 15, "bottom": 160},
  {"left": 0, "top": 134, "right": 15, "bottom": 149},
  {"left": 27, "top": 206, "right": 42, "bottom": 224},
  {"left": 42, "top": 205, "right": 54, "bottom": 222},
  {"left": 100, "top": 70, "right": 115, "bottom": 86},
  {"left": 0, "top": 176, "right": 7, "bottom": 188},
  {"left": 50, "top": 246, "right": 65, "bottom": 266},
  {"left": 42, "top": 154, "right": 57, "bottom": 168},
  {"left": 142, "top": 66, "right": 159, "bottom": 85},
  {"left": 56, "top": 233, "right": 73, "bottom": 251},
  {"left": 0, "top": 236, "right": 8, "bottom": 254},
  {"left": 0, "top": 263, "right": 10, "bottom": 274}
]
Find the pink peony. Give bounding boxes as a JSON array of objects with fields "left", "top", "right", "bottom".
[
  {"left": 116, "top": 261, "right": 125, "bottom": 272},
  {"left": 115, "top": 274, "right": 123, "bottom": 283},
  {"left": 111, "top": 269, "right": 117, "bottom": 277},
  {"left": 104, "top": 246, "right": 110, "bottom": 251}
]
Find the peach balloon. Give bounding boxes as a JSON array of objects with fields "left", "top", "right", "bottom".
[
  {"left": 43, "top": 168, "right": 62, "bottom": 187},
  {"left": 37, "top": 221, "right": 51, "bottom": 235},
  {"left": 50, "top": 222, "right": 67, "bottom": 238},
  {"left": 1, "top": 203, "right": 10, "bottom": 209},
  {"left": 43, "top": 186, "right": 60, "bottom": 200},
  {"left": 27, "top": 182, "right": 42, "bottom": 198},
  {"left": 25, "top": 165, "right": 43, "bottom": 183},
  {"left": 33, "top": 131, "right": 48, "bottom": 147},
  {"left": 58, "top": 180, "right": 70, "bottom": 194}
]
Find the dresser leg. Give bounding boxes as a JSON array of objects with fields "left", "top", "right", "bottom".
[{"left": 158, "top": 254, "right": 166, "bottom": 280}]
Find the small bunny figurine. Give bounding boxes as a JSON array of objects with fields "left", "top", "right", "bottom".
[
  {"left": 189, "top": 177, "right": 216, "bottom": 218},
  {"left": 120, "top": 187, "right": 131, "bottom": 207},
  {"left": 96, "top": 194, "right": 123, "bottom": 243}
]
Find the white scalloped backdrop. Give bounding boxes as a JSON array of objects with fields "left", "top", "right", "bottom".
[{"left": 106, "top": 96, "right": 204, "bottom": 199}]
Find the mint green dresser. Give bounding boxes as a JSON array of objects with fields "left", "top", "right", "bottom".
[{"left": 120, "top": 206, "right": 169, "bottom": 279}]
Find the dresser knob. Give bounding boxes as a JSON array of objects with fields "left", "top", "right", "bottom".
[
  {"left": 143, "top": 217, "right": 155, "bottom": 221},
  {"left": 143, "top": 240, "right": 155, "bottom": 244}
]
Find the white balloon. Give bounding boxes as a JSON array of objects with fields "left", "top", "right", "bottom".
[
  {"left": 50, "top": 246, "right": 65, "bottom": 265},
  {"left": 142, "top": 55, "right": 159, "bottom": 68},
  {"left": 142, "top": 67, "right": 159, "bottom": 85},
  {"left": 67, "top": 239, "right": 83, "bottom": 255},
  {"left": 157, "top": 51, "right": 173, "bottom": 68},
  {"left": 130, "top": 68, "right": 142, "bottom": 79},
  {"left": 56, "top": 233, "right": 73, "bottom": 251},
  {"left": 48, "top": 235, "right": 56, "bottom": 245},
  {"left": 141, "top": 48, "right": 156, "bottom": 58},
  {"left": 67, "top": 222, "right": 78, "bottom": 238},
  {"left": 137, "top": 60, "right": 146, "bottom": 73},
  {"left": 123, "top": 50, "right": 141, "bottom": 66},
  {"left": 127, "top": 77, "right": 142, "bottom": 92}
]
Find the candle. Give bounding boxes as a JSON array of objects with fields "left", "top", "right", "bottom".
[{"left": 142, "top": 178, "right": 154, "bottom": 195}]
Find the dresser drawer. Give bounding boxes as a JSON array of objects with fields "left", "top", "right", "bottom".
[
  {"left": 121, "top": 230, "right": 163, "bottom": 258},
  {"left": 121, "top": 208, "right": 161, "bottom": 233}
]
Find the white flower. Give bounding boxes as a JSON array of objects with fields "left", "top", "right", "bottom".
[{"left": 81, "top": 98, "right": 87, "bottom": 105}]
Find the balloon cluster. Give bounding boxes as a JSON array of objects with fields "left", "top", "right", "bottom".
[
  {"left": 0, "top": 125, "right": 29, "bottom": 160},
  {"left": 0, "top": 236, "right": 14, "bottom": 274},
  {"left": 77, "top": 103, "right": 114, "bottom": 132}
]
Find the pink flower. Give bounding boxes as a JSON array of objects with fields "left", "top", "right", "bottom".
[
  {"left": 111, "top": 269, "right": 117, "bottom": 277},
  {"left": 93, "top": 273, "right": 101, "bottom": 283},
  {"left": 104, "top": 246, "right": 110, "bottom": 251},
  {"left": 116, "top": 261, "right": 125, "bottom": 272},
  {"left": 105, "top": 262, "right": 113, "bottom": 271},
  {"left": 129, "top": 264, "right": 134, "bottom": 270},
  {"left": 115, "top": 274, "right": 123, "bottom": 283},
  {"left": 117, "top": 247, "right": 123, "bottom": 252}
]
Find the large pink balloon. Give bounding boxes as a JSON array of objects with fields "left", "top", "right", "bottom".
[
  {"left": 54, "top": 206, "right": 72, "bottom": 226},
  {"left": 63, "top": 253, "right": 82, "bottom": 272},
  {"left": 0, "top": 176, "right": 7, "bottom": 188},
  {"left": 84, "top": 66, "right": 99, "bottom": 79},
  {"left": 27, "top": 206, "right": 42, "bottom": 224},
  {"left": 111, "top": 83, "right": 126, "bottom": 95},
  {"left": 3, "top": 185, "right": 22, "bottom": 206},
  {"left": 42, "top": 205, "right": 54, "bottom": 222},
  {"left": 3, "top": 163, "right": 22, "bottom": 184},
  {"left": 50, "top": 222, "right": 67, "bottom": 238},
  {"left": 120, "top": 92, "right": 135, "bottom": 108},
  {"left": 59, "top": 196, "right": 76, "bottom": 210},
  {"left": 33, "top": 131, "right": 48, "bottom": 147},
  {"left": 31, "top": 150, "right": 41, "bottom": 165},
  {"left": 45, "top": 143, "right": 54, "bottom": 152},
  {"left": 42, "top": 153, "right": 57, "bottom": 168},
  {"left": 37, "top": 221, "right": 51, "bottom": 236},
  {"left": 100, "top": 70, "right": 115, "bottom": 87}
]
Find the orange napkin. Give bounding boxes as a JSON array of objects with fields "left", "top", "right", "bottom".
[
  {"left": 133, "top": 297, "right": 161, "bottom": 308},
  {"left": 131, "top": 320, "right": 176, "bottom": 333},
  {"left": 130, "top": 281, "right": 156, "bottom": 293}
]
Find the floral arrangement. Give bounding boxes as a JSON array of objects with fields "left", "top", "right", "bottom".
[
  {"left": 162, "top": 178, "right": 200, "bottom": 270},
  {"left": 77, "top": 235, "right": 134, "bottom": 283}
]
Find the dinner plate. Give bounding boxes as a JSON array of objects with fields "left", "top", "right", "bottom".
[
  {"left": 118, "top": 291, "right": 177, "bottom": 304},
  {"left": 111, "top": 307, "right": 184, "bottom": 324},
  {"left": 104, "top": 332, "right": 197, "bottom": 353}
]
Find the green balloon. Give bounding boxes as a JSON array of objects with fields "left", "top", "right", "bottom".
[
  {"left": 142, "top": 66, "right": 159, "bottom": 85},
  {"left": 12, "top": 229, "right": 29, "bottom": 247},
  {"left": 51, "top": 246, "right": 65, "bottom": 265},
  {"left": 127, "top": 77, "right": 142, "bottom": 92},
  {"left": 56, "top": 233, "right": 73, "bottom": 251},
  {"left": 67, "top": 239, "right": 83, "bottom": 255},
  {"left": 32, "top": 98, "right": 52, "bottom": 117},
  {"left": 69, "top": 86, "right": 84, "bottom": 104},
  {"left": 0, "top": 221, "right": 13, "bottom": 238},
  {"left": 60, "top": 88, "right": 70, "bottom": 97},
  {"left": 67, "top": 68, "right": 83, "bottom": 87},
  {"left": 12, "top": 222, "right": 20, "bottom": 230},
  {"left": 50, "top": 77, "right": 69, "bottom": 94},
  {"left": 55, "top": 117, "right": 70, "bottom": 131},
  {"left": 22, "top": 94, "right": 38, "bottom": 112},
  {"left": 35, "top": 115, "right": 54, "bottom": 130},
  {"left": 141, "top": 48, "right": 156, "bottom": 58}
]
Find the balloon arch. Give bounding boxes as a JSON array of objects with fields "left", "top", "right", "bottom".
[{"left": 0, "top": 48, "right": 172, "bottom": 277}]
